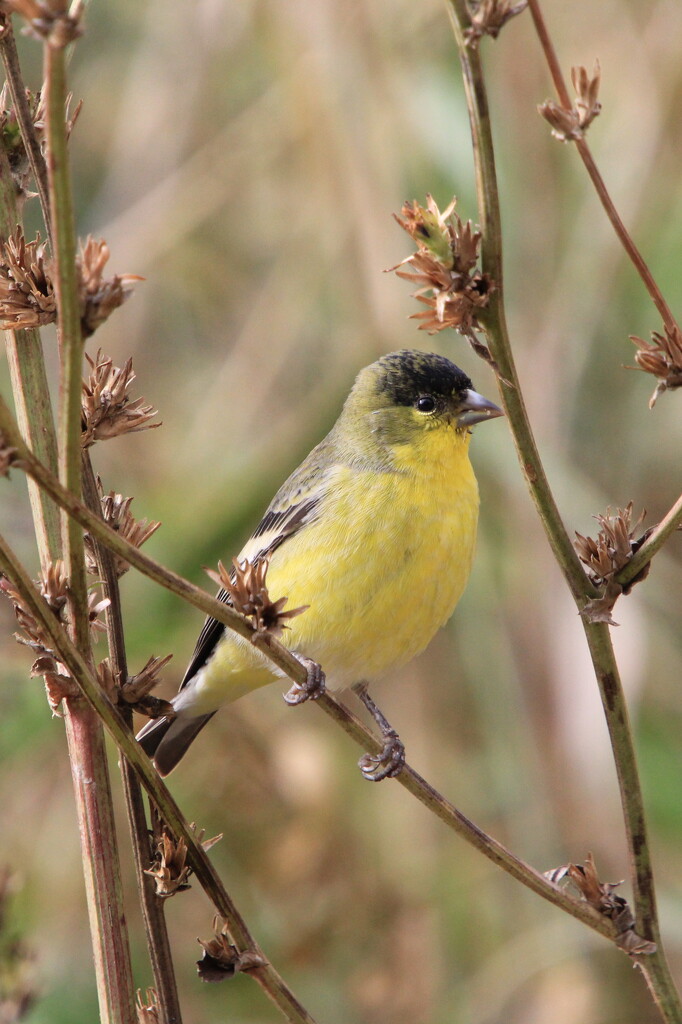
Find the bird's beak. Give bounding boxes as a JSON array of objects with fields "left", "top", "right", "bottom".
[{"left": 456, "top": 389, "right": 504, "bottom": 428}]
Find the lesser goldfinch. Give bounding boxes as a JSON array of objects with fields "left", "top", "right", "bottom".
[{"left": 137, "top": 350, "right": 502, "bottom": 779}]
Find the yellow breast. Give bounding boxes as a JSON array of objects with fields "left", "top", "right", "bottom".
[
  {"left": 267, "top": 423, "right": 479, "bottom": 686},
  {"left": 192, "top": 422, "right": 479, "bottom": 713}
]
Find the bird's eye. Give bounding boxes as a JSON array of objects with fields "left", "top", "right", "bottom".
[{"left": 415, "top": 395, "right": 436, "bottom": 413}]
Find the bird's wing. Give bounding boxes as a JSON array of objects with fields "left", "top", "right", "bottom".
[{"left": 179, "top": 468, "right": 329, "bottom": 689}]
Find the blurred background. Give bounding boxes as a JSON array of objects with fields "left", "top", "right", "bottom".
[{"left": 1, "top": 0, "right": 682, "bottom": 1021}]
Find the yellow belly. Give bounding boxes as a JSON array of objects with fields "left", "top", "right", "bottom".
[{"left": 189, "top": 425, "right": 479, "bottom": 712}]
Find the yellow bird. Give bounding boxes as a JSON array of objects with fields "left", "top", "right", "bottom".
[{"left": 137, "top": 350, "right": 502, "bottom": 779}]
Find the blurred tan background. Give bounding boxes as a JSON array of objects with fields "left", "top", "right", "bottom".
[{"left": 2, "top": 0, "right": 682, "bottom": 1021}]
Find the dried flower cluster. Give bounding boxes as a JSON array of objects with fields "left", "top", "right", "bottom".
[
  {"left": 464, "top": 0, "right": 527, "bottom": 47},
  {"left": 145, "top": 821, "right": 221, "bottom": 899},
  {"left": 0, "top": 229, "right": 136, "bottom": 336},
  {"left": 630, "top": 324, "right": 682, "bottom": 407},
  {"left": 84, "top": 480, "right": 161, "bottom": 577},
  {"left": 81, "top": 352, "right": 160, "bottom": 447},
  {"left": 0, "top": 570, "right": 75, "bottom": 711},
  {"left": 574, "top": 503, "right": 651, "bottom": 624},
  {"left": 0, "top": 563, "right": 110, "bottom": 710},
  {"left": 135, "top": 988, "right": 160, "bottom": 1024},
  {"left": 206, "top": 557, "right": 309, "bottom": 637},
  {"left": 196, "top": 918, "right": 266, "bottom": 983},
  {"left": 42, "top": 561, "right": 110, "bottom": 640},
  {"left": 547, "top": 854, "right": 656, "bottom": 956},
  {"left": 0, "top": 227, "right": 55, "bottom": 329},
  {"left": 0, "top": 0, "right": 84, "bottom": 47},
  {"left": 78, "top": 237, "right": 140, "bottom": 338},
  {"left": 97, "top": 654, "right": 174, "bottom": 721},
  {"left": 390, "top": 195, "right": 491, "bottom": 335},
  {"left": 539, "top": 62, "right": 602, "bottom": 142}
]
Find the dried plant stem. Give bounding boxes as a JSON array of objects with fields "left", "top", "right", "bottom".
[
  {"left": 0, "top": 15, "right": 52, "bottom": 238},
  {"left": 81, "top": 459, "right": 182, "bottom": 1024},
  {"left": 0, "top": 416, "right": 643, "bottom": 948},
  {"left": 62, "top": 702, "right": 136, "bottom": 1024},
  {"left": 0, "top": 528, "right": 317, "bottom": 1024},
  {"left": 43, "top": 38, "right": 136, "bottom": 1024},
  {"left": 526, "top": 0, "right": 678, "bottom": 336},
  {"left": 444, "top": 2, "right": 682, "bottom": 1018}
]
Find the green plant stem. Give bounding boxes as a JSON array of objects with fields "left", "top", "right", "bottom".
[
  {"left": 444, "top": 2, "right": 682, "bottom": 1018},
  {"left": 81, "top": 458, "right": 182, "bottom": 1024},
  {"left": 0, "top": 127, "right": 60, "bottom": 568},
  {"left": 43, "top": 37, "right": 136, "bottom": 1024},
  {"left": 582, "top": 622, "right": 655, "bottom": 933},
  {"left": 0, "top": 527, "right": 318, "bottom": 1024},
  {"left": 0, "top": 14, "right": 52, "bottom": 239},
  {"left": 0, "top": 408, "right": 651, "bottom": 949},
  {"left": 526, "top": 0, "right": 678, "bottom": 337},
  {"left": 44, "top": 40, "right": 89, "bottom": 643}
]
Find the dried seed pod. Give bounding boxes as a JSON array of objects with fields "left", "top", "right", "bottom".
[
  {"left": 630, "top": 325, "right": 682, "bottom": 406},
  {"left": 465, "top": 0, "right": 528, "bottom": 47},
  {"left": 205, "top": 556, "right": 309, "bottom": 637},
  {"left": 388, "top": 195, "right": 492, "bottom": 336},
  {"left": 574, "top": 503, "right": 651, "bottom": 624},
  {"left": 81, "top": 351, "right": 160, "bottom": 447}
]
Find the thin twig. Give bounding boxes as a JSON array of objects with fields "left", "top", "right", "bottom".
[
  {"left": 0, "top": 527, "right": 318, "bottom": 1024},
  {"left": 616, "top": 493, "right": 682, "bottom": 589},
  {"left": 526, "top": 0, "right": 679, "bottom": 336},
  {"left": 316, "top": 690, "right": 619, "bottom": 941}
]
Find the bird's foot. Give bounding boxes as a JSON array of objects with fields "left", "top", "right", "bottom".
[
  {"left": 352, "top": 681, "right": 405, "bottom": 782},
  {"left": 358, "top": 730, "right": 405, "bottom": 782},
  {"left": 283, "top": 656, "right": 326, "bottom": 706}
]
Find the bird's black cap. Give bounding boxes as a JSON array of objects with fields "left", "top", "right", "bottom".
[{"left": 373, "top": 350, "right": 473, "bottom": 406}]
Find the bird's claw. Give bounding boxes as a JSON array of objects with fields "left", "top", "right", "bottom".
[
  {"left": 358, "top": 730, "right": 405, "bottom": 782},
  {"left": 283, "top": 657, "right": 326, "bottom": 706}
]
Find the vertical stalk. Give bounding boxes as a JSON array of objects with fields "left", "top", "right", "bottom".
[
  {"left": 443, "top": 1, "right": 682, "bottom": 1017},
  {"left": 0, "top": 136, "right": 60, "bottom": 568},
  {"left": 43, "top": 33, "right": 136, "bottom": 1024},
  {"left": 0, "top": 15, "right": 52, "bottom": 238},
  {"left": 82, "top": 459, "right": 182, "bottom": 1024},
  {"left": 44, "top": 43, "right": 88, "bottom": 625}
]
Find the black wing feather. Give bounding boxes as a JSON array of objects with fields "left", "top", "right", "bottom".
[{"left": 179, "top": 496, "right": 320, "bottom": 689}]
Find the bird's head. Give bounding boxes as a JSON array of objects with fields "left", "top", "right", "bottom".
[{"left": 338, "top": 350, "right": 503, "bottom": 458}]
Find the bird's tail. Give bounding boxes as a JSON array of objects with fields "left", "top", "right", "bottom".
[{"left": 136, "top": 711, "right": 215, "bottom": 776}]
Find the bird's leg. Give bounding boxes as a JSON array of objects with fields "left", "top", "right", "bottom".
[
  {"left": 352, "top": 681, "right": 405, "bottom": 782},
  {"left": 283, "top": 655, "right": 326, "bottom": 705}
]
